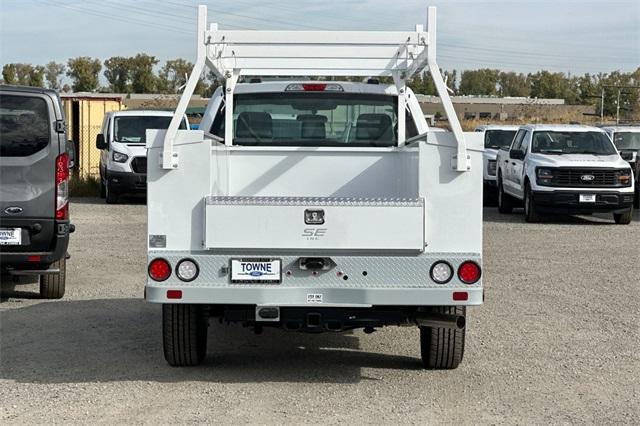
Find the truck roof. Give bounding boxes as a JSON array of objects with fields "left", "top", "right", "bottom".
[
  {"left": 474, "top": 125, "right": 520, "bottom": 131},
  {"left": 518, "top": 124, "right": 607, "bottom": 133},
  {"left": 231, "top": 81, "right": 403, "bottom": 96},
  {"left": 600, "top": 125, "right": 640, "bottom": 133},
  {"left": 106, "top": 109, "right": 177, "bottom": 117},
  {"left": 0, "top": 84, "right": 59, "bottom": 96}
]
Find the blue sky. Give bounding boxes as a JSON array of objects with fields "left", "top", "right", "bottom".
[{"left": 1, "top": 0, "right": 638, "bottom": 76}]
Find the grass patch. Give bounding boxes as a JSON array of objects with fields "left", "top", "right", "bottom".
[{"left": 69, "top": 175, "right": 100, "bottom": 197}]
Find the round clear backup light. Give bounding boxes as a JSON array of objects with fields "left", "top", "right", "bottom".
[
  {"left": 176, "top": 259, "right": 199, "bottom": 282},
  {"left": 430, "top": 261, "right": 453, "bottom": 284}
]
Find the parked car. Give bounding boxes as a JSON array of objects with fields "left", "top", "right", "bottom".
[
  {"left": 601, "top": 126, "right": 640, "bottom": 207},
  {"left": 96, "top": 110, "right": 189, "bottom": 203},
  {"left": 496, "top": 124, "right": 634, "bottom": 223},
  {"left": 0, "top": 85, "right": 75, "bottom": 298},
  {"left": 475, "top": 125, "right": 519, "bottom": 205}
]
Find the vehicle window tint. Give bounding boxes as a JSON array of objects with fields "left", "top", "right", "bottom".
[
  {"left": 113, "top": 115, "right": 185, "bottom": 144},
  {"left": 484, "top": 130, "right": 517, "bottom": 149},
  {"left": 613, "top": 132, "right": 640, "bottom": 150},
  {"left": 0, "top": 95, "right": 50, "bottom": 157},
  {"left": 510, "top": 130, "right": 525, "bottom": 152},
  {"left": 520, "top": 131, "right": 530, "bottom": 154},
  {"left": 531, "top": 131, "right": 617, "bottom": 155},
  {"left": 230, "top": 92, "right": 398, "bottom": 147}
]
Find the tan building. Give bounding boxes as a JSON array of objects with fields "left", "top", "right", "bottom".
[{"left": 417, "top": 95, "right": 593, "bottom": 123}]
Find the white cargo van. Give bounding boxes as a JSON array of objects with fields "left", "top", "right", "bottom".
[
  {"left": 96, "top": 110, "right": 188, "bottom": 203},
  {"left": 145, "top": 5, "right": 484, "bottom": 369}
]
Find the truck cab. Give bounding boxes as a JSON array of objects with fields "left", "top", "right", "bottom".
[
  {"left": 475, "top": 125, "right": 519, "bottom": 204},
  {"left": 601, "top": 126, "right": 640, "bottom": 207},
  {"left": 96, "top": 110, "right": 188, "bottom": 203},
  {"left": 0, "top": 85, "right": 75, "bottom": 298},
  {"left": 496, "top": 124, "right": 634, "bottom": 223}
]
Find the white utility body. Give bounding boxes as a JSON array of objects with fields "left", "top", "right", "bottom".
[{"left": 145, "top": 5, "right": 484, "bottom": 369}]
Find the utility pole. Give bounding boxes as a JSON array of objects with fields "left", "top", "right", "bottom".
[
  {"left": 616, "top": 89, "right": 621, "bottom": 124},
  {"left": 600, "top": 87, "right": 604, "bottom": 121}
]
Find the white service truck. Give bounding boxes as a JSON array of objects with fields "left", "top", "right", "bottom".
[
  {"left": 145, "top": 5, "right": 484, "bottom": 369},
  {"left": 475, "top": 125, "right": 519, "bottom": 204},
  {"left": 496, "top": 124, "right": 634, "bottom": 223}
]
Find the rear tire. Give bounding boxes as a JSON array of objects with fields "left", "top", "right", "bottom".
[
  {"left": 100, "top": 177, "right": 106, "bottom": 199},
  {"left": 497, "top": 177, "right": 513, "bottom": 214},
  {"left": 419, "top": 306, "right": 466, "bottom": 369},
  {"left": 39, "top": 258, "right": 66, "bottom": 299},
  {"left": 105, "top": 181, "right": 118, "bottom": 204},
  {"left": 163, "top": 304, "right": 208, "bottom": 366},
  {"left": 524, "top": 184, "right": 541, "bottom": 223},
  {"left": 613, "top": 208, "right": 633, "bottom": 225}
]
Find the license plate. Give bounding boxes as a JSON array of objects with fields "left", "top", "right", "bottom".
[
  {"left": 230, "top": 258, "right": 282, "bottom": 284},
  {"left": 0, "top": 228, "right": 21, "bottom": 245},
  {"left": 579, "top": 194, "right": 596, "bottom": 203}
]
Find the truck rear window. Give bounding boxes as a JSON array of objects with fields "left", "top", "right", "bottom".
[
  {"left": 213, "top": 93, "right": 402, "bottom": 146},
  {"left": 114, "top": 116, "right": 187, "bottom": 144},
  {"left": 0, "top": 95, "right": 50, "bottom": 157}
]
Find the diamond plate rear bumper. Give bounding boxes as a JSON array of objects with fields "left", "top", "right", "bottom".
[{"left": 145, "top": 252, "right": 483, "bottom": 307}]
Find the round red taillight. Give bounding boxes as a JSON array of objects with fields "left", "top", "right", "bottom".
[
  {"left": 149, "top": 258, "right": 171, "bottom": 281},
  {"left": 458, "top": 261, "right": 481, "bottom": 284}
]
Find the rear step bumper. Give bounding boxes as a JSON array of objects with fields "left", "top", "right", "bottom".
[
  {"left": 6, "top": 268, "right": 60, "bottom": 276},
  {"left": 146, "top": 285, "right": 483, "bottom": 306}
]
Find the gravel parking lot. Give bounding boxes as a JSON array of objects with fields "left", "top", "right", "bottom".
[{"left": 1, "top": 199, "right": 638, "bottom": 424}]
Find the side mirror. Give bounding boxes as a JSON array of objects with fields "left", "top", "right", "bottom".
[
  {"left": 509, "top": 150, "right": 522, "bottom": 160},
  {"left": 620, "top": 151, "right": 636, "bottom": 162},
  {"left": 66, "top": 141, "right": 76, "bottom": 169},
  {"left": 96, "top": 133, "right": 107, "bottom": 150}
]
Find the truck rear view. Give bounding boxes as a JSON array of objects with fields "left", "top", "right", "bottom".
[{"left": 145, "top": 5, "right": 484, "bottom": 369}]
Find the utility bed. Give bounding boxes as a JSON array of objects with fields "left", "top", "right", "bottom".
[{"left": 145, "top": 5, "right": 483, "bottom": 369}]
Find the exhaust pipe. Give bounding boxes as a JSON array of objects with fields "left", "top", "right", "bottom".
[{"left": 414, "top": 312, "right": 465, "bottom": 330}]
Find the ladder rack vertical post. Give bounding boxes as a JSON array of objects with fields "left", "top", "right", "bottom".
[{"left": 224, "top": 70, "right": 239, "bottom": 147}]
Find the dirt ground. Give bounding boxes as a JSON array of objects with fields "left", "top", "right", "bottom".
[{"left": 1, "top": 199, "right": 638, "bottom": 424}]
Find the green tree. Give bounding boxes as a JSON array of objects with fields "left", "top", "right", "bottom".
[
  {"left": 458, "top": 69, "right": 500, "bottom": 95},
  {"left": 28, "top": 65, "right": 45, "bottom": 88},
  {"left": 2, "top": 64, "right": 18, "bottom": 85},
  {"left": 407, "top": 71, "right": 437, "bottom": 95},
  {"left": 67, "top": 57, "right": 102, "bottom": 92},
  {"left": 497, "top": 72, "right": 529, "bottom": 97},
  {"left": 44, "top": 61, "right": 65, "bottom": 90},
  {"left": 158, "top": 58, "right": 207, "bottom": 94},
  {"left": 528, "top": 70, "right": 578, "bottom": 103},
  {"left": 104, "top": 56, "right": 131, "bottom": 92},
  {"left": 129, "top": 53, "right": 158, "bottom": 93}
]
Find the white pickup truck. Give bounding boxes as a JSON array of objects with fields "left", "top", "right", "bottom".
[
  {"left": 144, "top": 5, "right": 483, "bottom": 369},
  {"left": 475, "top": 125, "right": 519, "bottom": 204},
  {"left": 601, "top": 125, "right": 640, "bottom": 207},
  {"left": 496, "top": 124, "right": 634, "bottom": 223}
]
